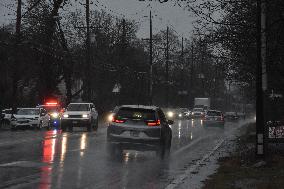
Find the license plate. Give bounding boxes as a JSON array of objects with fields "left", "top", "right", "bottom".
[
  {"left": 130, "top": 131, "right": 139, "bottom": 137},
  {"left": 19, "top": 120, "right": 29, "bottom": 123},
  {"left": 72, "top": 121, "right": 78, "bottom": 124}
]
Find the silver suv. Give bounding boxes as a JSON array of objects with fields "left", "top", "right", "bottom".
[{"left": 107, "top": 105, "right": 173, "bottom": 158}]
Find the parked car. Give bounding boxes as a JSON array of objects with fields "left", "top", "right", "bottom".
[
  {"left": 107, "top": 105, "right": 173, "bottom": 159},
  {"left": 1, "top": 108, "right": 13, "bottom": 125},
  {"left": 224, "top": 112, "right": 239, "bottom": 121},
  {"left": 10, "top": 108, "right": 49, "bottom": 130},
  {"left": 203, "top": 110, "right": 225, "bottom": 127},
  {"left": 61, "top": 103, "right": 98, "bottom": 132}
]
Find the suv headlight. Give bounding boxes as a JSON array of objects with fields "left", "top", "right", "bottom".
[
  {"left": 51, "top": 112, "right": 59, "bottom": 118},
  {"left": 82, "top": 114, "right": 88, "bottom": 118},
  {"left": 63, "top": 114, "right": 69, "bottom": 118}
]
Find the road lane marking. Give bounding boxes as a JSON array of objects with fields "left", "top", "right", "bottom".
[
  {"left": 172, "top": 135, "right": 211, "bottom": 156},
  {"left": 165, "top": 138, "right": 225, "bottom": 189}
]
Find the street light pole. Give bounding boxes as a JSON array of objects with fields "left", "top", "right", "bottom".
[
  {"left": 166, "top": 26, "right": 169, "bottom": 108},
  {"left": 256, "top": 0, "right": 267, "bottom": 157},
  {"left": 12, "top": 0, "right": 22, "bottom": 113},
  {"left": 149, "top": 10, "right": 153, "bottom": 105},
  {"left": 85, "top": 0, "right": 91, "bottom": 101}
]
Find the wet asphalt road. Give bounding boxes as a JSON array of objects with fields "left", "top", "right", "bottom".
[{"left": 0, "top": 119, "right": 244, "bottom": 189}]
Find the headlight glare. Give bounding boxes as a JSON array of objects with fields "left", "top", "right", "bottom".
[{"left": 51, "top": 112, "right": 59, "bottom": 118}]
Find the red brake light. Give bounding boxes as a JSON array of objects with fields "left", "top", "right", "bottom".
[
  {"left": 147, "top": 120, "right": 161, "bottom": 126},
  {"left": 45, "top": 102, "right": 58, "bottom": 106},
  {"left": 112, "top": 117, "right": 126, "bottom": 123}
]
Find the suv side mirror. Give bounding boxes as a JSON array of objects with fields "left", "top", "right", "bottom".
[
  {"left": 91, "top": 108, "right": 96, "bottom": 112},
  {"left": 40, "top": 112, "right": 46, "bottom": 116},
  {"left": 167, "top": 120, "right": 174, "bottom": 125}
]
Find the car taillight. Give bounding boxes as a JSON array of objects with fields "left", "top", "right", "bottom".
[
  {"left": 147, "top": 120, "right": 160, "bottom": 126},
  {"left": 112, "top": 117, "right": 126, "bottom": 123}
]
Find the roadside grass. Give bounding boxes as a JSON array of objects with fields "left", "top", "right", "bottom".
[{"left": 202, "top": 123, "right": 284, "bottom": 189}]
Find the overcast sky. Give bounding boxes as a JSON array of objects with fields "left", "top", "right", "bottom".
[{"left": 0, "top": 0, "right": 195, "bottom": 39}]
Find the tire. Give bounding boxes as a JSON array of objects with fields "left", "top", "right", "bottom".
[
  {"left": 61, "top": 124, "right": 67, "bottom": 132},
  {"left": 38, "top": 122, "right": 43, "bottom": 130},
  {"left": 11, "top": 126, "right": 17, "bottom": 131},
  {"left": 156, "top": 137, "right": 171, "bottom": 159},
  {"left": 68, "top": 125, "right": 73, "bottom": 132},
  {"left": 87, "top": 122, "right": 92, "bottom": 132},
  {"left": 93, "top": 119, "right": 98, "bottom": 131},
  {"left": 107, "top": 142, "right": 123, "bottom": 160}
]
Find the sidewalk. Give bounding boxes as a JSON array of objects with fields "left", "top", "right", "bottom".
[{"left": 202, "top": 123, "right": 284, "bottom": 189}]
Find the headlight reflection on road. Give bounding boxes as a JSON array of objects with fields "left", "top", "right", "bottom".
[
  {"left": 178, "top": 121, "right": 181, "bottom": 139},
  {"left": 200, "top": 119, "right": 203, "bottom": 126},
  {"left": 60, "top": 133, "right": 68, "bottom": 163},
  {"left": 80, "top": 133, "right": 87, "bottom": 157},
  {"left": 190, "top": 132, "right": 193, "bottom": 140},
  {"left": 124, "top": 152, "right": 130, "bottom": 164},
  {"left": 191, "top": 119, "right": 195, "bottom": 127}
]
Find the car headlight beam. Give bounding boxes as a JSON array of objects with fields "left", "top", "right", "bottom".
[{"left": 51, "top": 112, "right": 59, "bottom": 118}]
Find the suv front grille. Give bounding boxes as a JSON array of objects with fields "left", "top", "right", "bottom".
[{"left": 68, "top": 115, "right": 82, "bottom": 118}]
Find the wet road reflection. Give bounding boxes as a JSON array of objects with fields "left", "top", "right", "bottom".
[{"left": 0, "top": 119, "right": 238, "bottom": 189}]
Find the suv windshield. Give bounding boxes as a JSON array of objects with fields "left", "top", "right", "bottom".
[
  {"left": 17, "top": 109, "right": 40, "bottom": 115},
  {"left": 43, "top": 106, "right": 60, "bottom": 113},
  {"left": 67, "top": 104, "right": 90, "bottom": 111},
  {"left": 116, "top": 108, "right": 156, "bottom": 121},
  {"left": 207, "top": 111, "right": 221, "bottom": 116},
  {"left": 193, "top": 108, "right": 203, "bottom": 112}
]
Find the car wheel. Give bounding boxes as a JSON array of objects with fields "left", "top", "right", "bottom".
[
  {"left": 107, "top": 142, "right": 123, "bottom": 160},
  {"left": 68, "top": 125, "right": 73, "bottom": 132},
  {"left": 11, "top": 126, "right": 17, "bottom": 131},
  {"left": 61, "top": 124, "right": 67, "bottom": 132},
  {"left": 38, "top": 122, "right": 43, "bottom": 130},
  {"left": 87, "top": 122, "right": 92, "bottom": 132},
  {"left": 93, "top": 119, "right": 98, "bottom": 131},
  {"left": 156, "top": 138, "right": 170, "bottom": 159}
]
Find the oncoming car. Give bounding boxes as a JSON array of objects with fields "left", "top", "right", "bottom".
[
  {"left": 10, "top": 108, "right": 49, "bottom": 130},
  {"left": 61, "top": 103, "right": 98, "bottom": 132},
  {"left": 107, "top": 105, "right": 173, "bottom": 158}
]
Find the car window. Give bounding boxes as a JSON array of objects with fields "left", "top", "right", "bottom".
[
  {"left": 207, "top": 111, "right": 221, "bottom": 116},
  {"left": 67, "top": 104, "right": 90, "bottom": 111},
  {"left": 17, "top": 109, "right": 40, "bottom": 115},
  {"left": 115, "top": 108, "right": 156, "bottom": 121},
  {"left": 193, "top": 108, "right": 203, "bottom": 112}
]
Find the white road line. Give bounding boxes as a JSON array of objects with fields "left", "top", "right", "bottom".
[
  {"left": 165, "top": 139, "right": 225, "bottom": 189},
  {"left": 172, "top": 135, "right": 211, "bottom": 156},
  {"left": 0, "top": 161, "right": 28, "bottom": 167}
]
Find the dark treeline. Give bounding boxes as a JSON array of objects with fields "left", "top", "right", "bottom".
[{"left": 1, "top": 0, "right": 250, "bottom": 112}]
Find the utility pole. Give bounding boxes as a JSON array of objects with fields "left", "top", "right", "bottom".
[
  {"left": 85, "top": 0, "right": 91, "bottom": 101},
  {"left": 166, "top": 26, "right": 169, "bottom": 108},
  {"left": 12, "top": 0, "right": 22, "bottom": 113},
  {"left": 256, "top": 0, "right": 267, "bottom": 157},
  {"left": 149, "top": 10, "right": 153, "bottom": 105}
]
